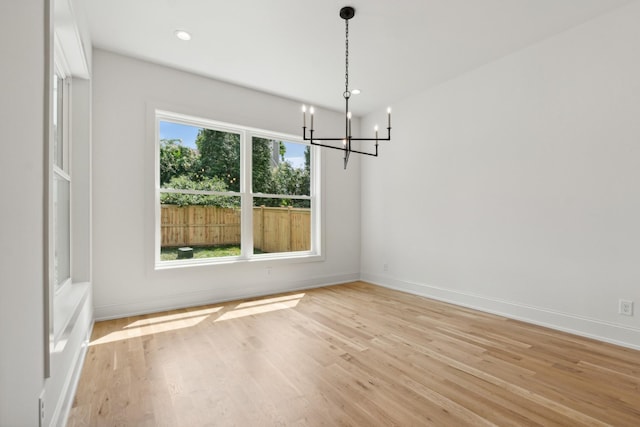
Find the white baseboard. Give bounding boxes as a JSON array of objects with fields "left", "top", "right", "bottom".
[
  {"left": 361, "top": 273, "right": 640, "bottom": 351},
  {"left": 94, "top": 273, "right": 360, "bottom": 321}
]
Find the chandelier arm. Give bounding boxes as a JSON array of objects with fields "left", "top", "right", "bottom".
[
  {"left": 349, "top": 135, "right": 391, "bottom": 141},
  {"left": 303, "top": 135, "right": 391, "bottom": 142},
  {"left": 308, "top": 141, "right": 379, "bottom": 157},
  {"left": 304, "top": 128, "right": 391, "bottom": 141},
  {"left": 305, "top": 137, "right": 390, "bottom": 142},
  {"left": 309, "top": 141, "right": 351, "bottom": 151},
  {"left": 347, "top": 148, "right": 378, "bottom": 157}
]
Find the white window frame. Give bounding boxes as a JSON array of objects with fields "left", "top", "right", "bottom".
[
  {"left": 52, "top": 38, "right": 72, "bottom": 292},
  {"left": 154, "top": 110, "right": 323, "bottom": 269}
]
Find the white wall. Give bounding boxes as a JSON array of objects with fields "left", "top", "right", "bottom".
[
  {"left": 0, "top": 1, "right": 94, "bottom": 425},
  {"left": 361, "top": 2, "right": 640, "bottom": 349},
  {"left": 92, "top": 50, "right": 361, "bottom": 319},
  {"left": 0, "top": 0, "right": 46, "bottom": 425}
]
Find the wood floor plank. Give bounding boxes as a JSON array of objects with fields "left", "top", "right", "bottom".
[{"left": 68, "top": 282, "right": 640, "bottom": 426}]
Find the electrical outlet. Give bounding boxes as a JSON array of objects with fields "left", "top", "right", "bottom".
[
  {"left": 383, "top": 263, "right": 388, "bottom": 272},
  {"left": 39, "top": 391, "right": 45, "bottom": 427},
  {"left": 266, "top": 267, "right": 272, "bottom": 276},
  {"left": 619, "top": 300, "right": 634, "bottom": 316}
]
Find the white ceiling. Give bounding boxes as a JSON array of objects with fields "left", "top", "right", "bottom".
[{"left": 85, "top": 0, "right": 632, "bottom": 116}]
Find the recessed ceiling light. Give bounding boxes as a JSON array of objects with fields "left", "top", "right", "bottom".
[
  {"left": 174, "top": 30, "right": 192, "bottom": 41},
  {"left": 351, "top": 89, "right": 361, "bottom": 95}
]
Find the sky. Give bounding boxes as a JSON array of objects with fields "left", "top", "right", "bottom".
[{"left": 160, "top": 121, "right": 306, "bottom": 169}]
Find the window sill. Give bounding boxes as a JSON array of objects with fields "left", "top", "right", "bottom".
[
  {"left": 53, "top": 281, "right": 91, "bottom": 347},
  {"left": 154, "top": 251, "right": 324, "bottom": 271}
]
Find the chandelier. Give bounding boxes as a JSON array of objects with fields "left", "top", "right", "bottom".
[{"left": 301, "top": 6, "right": 392, "bottom": 169}]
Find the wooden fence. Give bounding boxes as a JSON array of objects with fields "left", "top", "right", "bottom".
[{"left": 161, "top": 205, "right": 310, "bottom": 253}]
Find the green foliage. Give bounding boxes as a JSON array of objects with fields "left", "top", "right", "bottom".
[
  {"left": 304, "top": 145, "right": 310, "bottom": 171},
  {"left": 270, "top": 161, "right": 306, "bottom": 195},
  {"left": 258, "top": 147, "right": 311, "bottom": 208},
  {"left": 252, "top": 137, "right": 275, "bottom": 194},
  {"left": 159, "top": 139, "right": 199, "bottom": 185},
  {"left": 249, "top": 139, "right": 311, "bottom": 207},
  {"left": 196, "top": 129, "right": 240, "bottom": 192},
  {"left": 160, "top": 176, "right": 239, "bottom": 207},
  {"left": 160, "top": 129, "right": 311, "bottom": 209}
]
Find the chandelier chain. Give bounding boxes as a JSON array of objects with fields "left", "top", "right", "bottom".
[{"left": 345, "top": 18, "right": 349, "bottom": 95}]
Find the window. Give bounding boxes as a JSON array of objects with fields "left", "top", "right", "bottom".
[
  {"left": 156, "top": 111, "right": 321, "bottom": 266},
  {"left": 53, "top": 63, "right": 71, "bottom": 289}
]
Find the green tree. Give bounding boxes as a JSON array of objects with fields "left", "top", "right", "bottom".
[
  {"left": 304, "top": 145, "right": 310, "bottom": 171},
  {"left": 252, "top": 137, "right": 275, "bottom": 193},
  {"left": 160, "top": 176, "right": 238, "bottom": 207},
  {"left": 266, "top": 156, "right": 311, "bottom": 208},
  {"left": 159, "top": 139, "right": 199, "bottom": 186},
  {"left": 196, "top": 129, "right": 240, "bottom": 191},
  {"left": 301, "top": 145, "right": 311, "bottom": 198}
]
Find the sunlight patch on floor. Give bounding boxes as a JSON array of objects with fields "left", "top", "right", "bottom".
[
  {"left": 216, "top": 295, "right": 304, "bottom": 321},
  {"left": 236, "top": 293, "right": 306, "bottom": 309},
  {"left": 90, "top": 307, "right": 222, "bottom": 346},
  {"left": 90, "top": 294, "right": 306, "bottom": 345},
  {"left": 125, "top": 306, "right": 223, "bottom": 328}
]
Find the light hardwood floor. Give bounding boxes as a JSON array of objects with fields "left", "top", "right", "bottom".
[{"left": 67, "top": 282, "right": 640, "bottom": 426}]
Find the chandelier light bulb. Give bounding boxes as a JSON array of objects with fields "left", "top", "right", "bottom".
[{"left": 310, "top": 107, "right": 314, "bottom": 130}]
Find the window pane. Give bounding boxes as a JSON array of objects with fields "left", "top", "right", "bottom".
[
  {"left": 253, "top": 138, "right": 310, "bottom": 196},
  {"left": 253, "top": 197, "right": 311, "bottom": 254},
  {"left": 53, "top": 73, "right": 64, "bottom": 169},
  {"left": 160, "top": 195, "right": 241, "bottom": 260},
  {"left": 159, "top": 121, "right": 240, "bottom": 192},
  {"left": 54, "top": 173, "right": 70, "bottom": 286}
]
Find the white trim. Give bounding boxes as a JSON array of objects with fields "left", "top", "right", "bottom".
[
  {"left": 156, "top": 110, "right": 300, "bottom": 144},
  {"left": 44, "top": 0, "right": 55, "bottom": 380},
  {"left": 361, "top": 273, "right": 640, "bottom": 351},
  {"left": 53, "top": 0, "right": 91, "bottom": 78},
  {"left": 53, "top": 35, "right": 71, "bottom": 78},
  {"left": 94, "top": 273, "right": 359, "bottom": 321},
  {"left": 160, "top": 188, "right": 239, "bottom": 197},
  {"left": 251, "top": 193, "right": 312, "bottom": 200},
  {"left": 155, "top": 251, "right": 324, "bottom": 270},
  {"left": 154, "top": 109, "right": 322, "bottom": 268},
  {"left": 53, "top": 165, "right": 71, "bottom": 182},
  {"left": 240, "top": 130, "right": 252, "bottom": 258}
]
